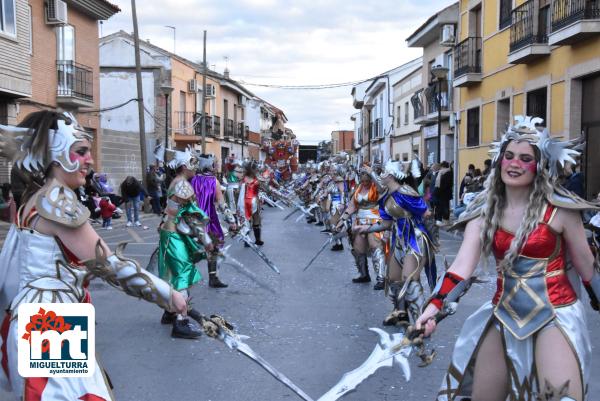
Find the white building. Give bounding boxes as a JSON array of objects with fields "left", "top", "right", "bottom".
[
  {"left": 392, "top": 63, "right": 423, "bottom": 161},
  {"left": 351, "top": 57, "right": 423, "bottom": 164}
]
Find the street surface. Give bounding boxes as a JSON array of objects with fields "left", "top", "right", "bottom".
[{"left": 3, "top": 207, "right": 600, "bottom": 400}]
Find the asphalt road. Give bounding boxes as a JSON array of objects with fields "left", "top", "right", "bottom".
[{"left": 2, "top": 207, "right": 599, "bottom": 401}]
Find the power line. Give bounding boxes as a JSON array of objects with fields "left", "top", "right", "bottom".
[{"left": 237, "top": 77, "right": 374, "bottom": 90}]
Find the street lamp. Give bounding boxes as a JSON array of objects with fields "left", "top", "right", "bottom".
[
  {"left": 160, "top": 84, "right": 174, "bottom": 162},
  {"left": 431, "top": 65, "right": 448, "bottom": 164}
]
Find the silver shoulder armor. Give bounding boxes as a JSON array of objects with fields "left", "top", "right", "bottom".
[
  {"left": 83, "top": 242, "right": 174, "bottom": 312},
  {"left": 218, "top": 203, "right": 236, "bottom": 225},
  {"left": 35, "top": 179, "right": 89, "bottom": 227},
  {"left": 171, "top": 178, "right": 195, "bottom": 200}
]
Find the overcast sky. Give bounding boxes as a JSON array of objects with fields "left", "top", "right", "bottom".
[{"left": 102, "top": 0, "right": 456, "bottom": 144}]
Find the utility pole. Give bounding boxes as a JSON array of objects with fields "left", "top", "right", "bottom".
[
  {"left": 131, "top": 0, "right": 148, "bottom": 189},
  {"left": 200, "top": 30, "right": 207, "bottom": 154}
]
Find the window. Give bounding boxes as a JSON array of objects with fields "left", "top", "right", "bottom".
[
  {"left": 496, "top": 98, "right": 511, "bottom": 139},
  {"left": 223, "top": 99, "right": 229, "bottom": 121},
  {"left": 0, "top": 0, "right": 16, "bottom": 36},
  {"left": 404, "top": 101, "right": 409, "bottom": 125},
  {"left": 499, "top": 0, "right": 512, "bottom": 30},
  {"left": 526, "top": 87, "right": 547, "bottom": 127},
  {"left": 56, "top": 25, "right": 74, "bottom": 60},
  {"left": 396, "top": 105, "right": 401, "bottom": 127},
  {"left": 467, "top": 107, "right": 480, "bottom": 147},
  {"left": 402, "top": 153, "right": 409, "bottom": 162}
]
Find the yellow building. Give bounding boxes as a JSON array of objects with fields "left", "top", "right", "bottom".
[{"left": 454, "top": 0, "right": 600, "bottom": 199}]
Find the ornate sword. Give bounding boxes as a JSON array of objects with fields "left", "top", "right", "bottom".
[
  {"left": 188, "top": 309, "right": 314, "bottom": 401},
  {"left": 234, "top": 227, "right": 281, "bottom": 274},
  {"left": 316, "top": 276, "right": 481, "bottom": 401}
]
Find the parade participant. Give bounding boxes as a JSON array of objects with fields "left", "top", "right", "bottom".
[
  {"left": 239, "top": 160, "right": 264, "bottom": 245},
  {"left": 337, "top": 167, "right": 386, "bottom": 289},
  {"left": 356, "top": 159, "right": 436, "bottom": 326},
  {"left": 416, "top": 116, "right": 600, "bottom": 401},
  {"left": 325, "top": 164, "right": 348, "bottom": 251},
  {"left": 0, "top": 111, "right": 188, "bottom": 400},
  {"left": 157, "top": 147, "right": 213, "bottom": 339},
  {"left": 223, "top": 158, "right": 244, "bottom": 212},
  {"left": 191, "top": 154, "right": 237, "bottom": 288}
]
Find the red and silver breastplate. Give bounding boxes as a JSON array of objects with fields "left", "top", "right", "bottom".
[{"left": 492, "top": 204, "right": 576, "bottom": 339}]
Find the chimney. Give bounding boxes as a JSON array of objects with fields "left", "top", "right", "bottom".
[{"left": 224, "top": 67, "right": 230, "bottom": 79}]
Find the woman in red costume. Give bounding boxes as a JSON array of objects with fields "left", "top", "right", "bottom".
[{"left": 416, "top": 116, "right": 600, "bottom": 401}]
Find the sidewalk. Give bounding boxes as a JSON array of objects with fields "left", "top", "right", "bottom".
[{"left": 0, "top": 212, "right": 160, "bottom": 249}]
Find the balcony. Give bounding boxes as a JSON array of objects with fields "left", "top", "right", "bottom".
[
  {"left": 224, "top": 119, "right": 234, "bottom": 140},
  {"left": 234, "top": 122, "right": 246, "bottom": 141},
  {"left": 453, "top": 37, "right": 482, "bottom": 87},
  {"left": 192, "top": 114, "right": 218, "bottom": 137},
  {"left": 508, "top": 0, "right": 551, "bottom": 63},
  {"left": 56, "top": 61, "right": 94, "bottom": 107},
  {"left": 413, "top": 84, "right": 451, "bottom": 125},
  {"left": 549, "top": 0, "right": 600, "bottom": 45}
]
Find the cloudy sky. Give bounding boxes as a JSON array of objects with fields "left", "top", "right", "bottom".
[{"left": 102, "top": 0, "right": 456, "bottom": 144}]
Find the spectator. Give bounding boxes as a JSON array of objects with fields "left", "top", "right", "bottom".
[
  {"left": 99, "top": 196, "right": 116, "bottom": 230},
  {"left": 482, "top": 158, "right": 492, "bottom": 179},
  {"left": 459, "top": 164, "right": 475, "bottom": 199},
  {"left": 146, "top": 165, "right": 162, "bottom": 215},
  {"left": 425, "top": 163, "right": 440, "bottom": 208},
  {"left": 562, "top": 161, "right": 584, "bottom": 198},
  {"left": 120, "top": 176, "right": 145, "bottom": 227},
  {"left": 434, "top": 161, "right": 453, "bottom": 225}
]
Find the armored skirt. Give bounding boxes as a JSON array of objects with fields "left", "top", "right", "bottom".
[
  {"left": 158, "top": 203, "right": 205, "bottom": 291},
  {"left": 0, "top": 225, "right": 114, "bottom": 401},
  {"left": 438, "top": 204, "right": 591, "bottom": 400}
]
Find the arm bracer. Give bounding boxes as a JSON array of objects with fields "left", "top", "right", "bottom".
[
  {"left": 83, "top": 242, "right": 174, "bottom": 311},
  {"left": 180, "top": 214, "right": 213, "bottom": 246}
]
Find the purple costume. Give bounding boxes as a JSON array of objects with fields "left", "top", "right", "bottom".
[{"left": 191, "top": 174, "right": 224, "bottom": 242}]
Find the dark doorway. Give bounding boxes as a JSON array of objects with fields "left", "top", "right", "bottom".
[{"left": 581, "top": 73, "right": 600, "bottom": 199}]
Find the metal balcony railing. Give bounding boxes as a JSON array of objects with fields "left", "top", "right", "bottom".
[
  {"left": 235, "top": 122, "right": 245, "bottom": 140},
  {"left": 211, "top": 115, "right": 220, "bottom": 137},
  {"left": 510, "top": 0, "right": 549, "bottom": 52},
  {"left": 56, "top": 61, "right": 93, "bottom": 102},
  {"left": 425, "top": 83, "right": 449, "bottom": 114},
  {"left": 174, "top": 111, "right": 196, "bottom": 135},
  {"left": 191, "top": 114, "right": 218, "bottom": 137},
  {"left": 411, "top": 89, "right": 425, "bottom": 120},
  {"left": 552, "top": 0, "right": 600, "bottom": 31},
  {"left": 224, "top": 119, "right": 234, "bottom": 138},
  {"left": 454, "top": 37, "right": 482, "bottom": 77}
]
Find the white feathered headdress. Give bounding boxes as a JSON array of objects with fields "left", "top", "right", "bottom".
[
  {"left": 0, "top": 111, "right": 92, "bottom": 174},
  {"left": 381, "top": 157, "right": 422, "bottom": 181},
  {"left": 165, "top": 146, "right": 197, "bottom": 170},
  {"left": 489, "top": 116, "right": 582, "bottom": 178}
]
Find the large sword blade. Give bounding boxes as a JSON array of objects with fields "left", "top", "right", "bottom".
[
  {"left": 316, "top": 328, "right": 411, "bottom": 401},
  {"left": 219, "top": 245, "right": 277, "bottom": 294},
  {"left": 303, "top": 238, "right": 332, "bottom": 271},
  {"left": 303, "top": 231, "right": 348, "bottom": 272},
  {"left": 237, "top": 233, "right": 281, "bottom": 274},
  {"left": 235, "top": 342, "right": 315, "bottom": 401},
  {"left": 187, "top": 310, "right": 314, "bottom": 401},
  {"left": 283, "top": 207, "right": 301, "bottom": 221}
]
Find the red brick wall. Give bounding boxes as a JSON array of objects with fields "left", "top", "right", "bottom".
[{"left": 20, "top": 0, "right": 102, "bottom": 168}]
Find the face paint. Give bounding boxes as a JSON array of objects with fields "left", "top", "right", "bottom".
[{"left": 501, "top": 152, "right": 537, "bottom": 173}]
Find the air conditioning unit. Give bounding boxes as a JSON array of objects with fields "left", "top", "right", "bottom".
[
  {"left": 205, "top": 84, "right": 216, "bottom": 97},
  {"left": 238, "top": 95, "right": 247, "bottom": 104},
  {"left": 46, "top": 0, "right": 68, "bottom": 25},
  {"left": 188, "top": 79, "right": 198, "bottom": 92},
  {"left": 440, "top": 24, "right": 455, "bottom": 46}
]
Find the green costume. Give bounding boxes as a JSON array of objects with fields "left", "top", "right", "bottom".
[{"left": 158, "top": 178, "right": 210, "bottom": 291}]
